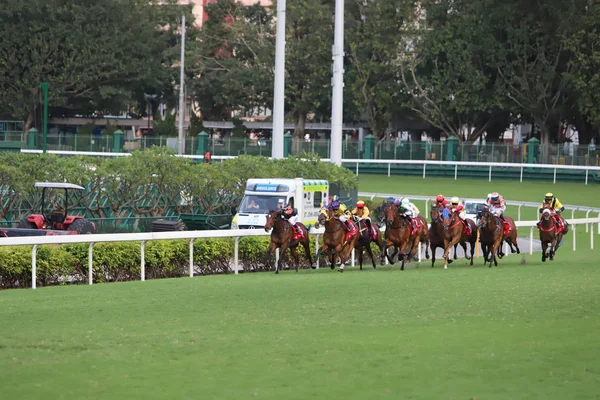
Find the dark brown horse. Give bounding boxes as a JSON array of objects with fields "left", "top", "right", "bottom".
[
  {"left": 353, "top": 217, "right": 384, "bottom": 270},
  {"left": 478, "top": 209, "right": 505, "bottom": 267},
  {"left": 538, "top": 206, "right": 564, "bottom": 262},
  {"left": 440, "top": 208, "right": 477, "bottom": 268},
  {"left": 382, "top": 203, "right": 414, "bottom": 270},
  {"left": 264, "top": 209, "right": 313, "bottom": 274},
  {"left": 315, "top": 208, "right": 359, "bottom": 272},
  {"left": 497, "top": 215, "right": 520, "bottom": 259}
]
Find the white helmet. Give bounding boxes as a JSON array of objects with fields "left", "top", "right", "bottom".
[
  {"left": 451, "top": 196, "right": 460, "bottom": 204},
  {"left": 401, "top": 198, "right": 410, "bottom": 207}
]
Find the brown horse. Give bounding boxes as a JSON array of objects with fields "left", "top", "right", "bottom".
[
  {"left": 538, "top": 206, "right": 564, "bottom": 262},
  {"left": 315, "top": 208, "right": 359, "bottom": 272},
  {"left": 353, "top": 217, "right": 384, "bottom": 270},
  {"left": 440, "top": 208, "right": 478, "bottom": 268},
  {"left": 382, "top": 203, "right": 414, "bottom": 270},
  {"left": 264, "top": 209, "right": 313, "bottom": 274},
  {"left": 478, "top": 209, "right": 505, "bottom": 267},
  {"left": 497, "top": 215, "right": 520, "bottom": 259}
]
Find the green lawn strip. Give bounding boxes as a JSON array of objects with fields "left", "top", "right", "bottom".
[
  {"left": 1, "top": 253, "right": 599, "bottom": 399},
  {"left": 357, "top": 174, "right": 598, "bottom": 208}
]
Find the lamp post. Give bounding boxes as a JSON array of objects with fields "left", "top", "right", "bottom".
[{"left": 41, "top": 82, "right": 48, "bottom": 153}]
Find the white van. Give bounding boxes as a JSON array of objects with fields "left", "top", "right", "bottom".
[{"left": 231, "top": 178, "right": 329, "bottom": 229}]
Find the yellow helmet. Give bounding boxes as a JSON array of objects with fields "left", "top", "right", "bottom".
[
  {"left": 451, "top": 196, "right": 459, "bottom": 204},
  {"left": 545, "top": 193, "right": 553, "bottom": 198}
]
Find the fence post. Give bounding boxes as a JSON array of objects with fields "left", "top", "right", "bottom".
[
  {"left": 275, "top": 248, "right": 279, "bottom": 270},
  {"left": 32, "top": 244, "right": 38, "bottom": 290},
  {"left": 586, "top": 210, "right": 591, "bottom": 232},
  {"left": 572, "top": 224, "right": 576, "bottom": 251},
  {"left": 553, "top": 168, "right": 557, "bottom": 184},
  {"left": 454, "top": 164, "right": 458, "bottom": 180},
  {"left": 520, "top": 166, "right": 523, "bottom": 182},
  {"left": 88, "top": 243, "right": 94, "bottom": 285},
  {"left": 529, "top": 227, "right": 534, "bottom": 255},
  {"left": 315, "top": 234, "right": 320, "bottom": 269},
  {"left": 518, "top": 204, "right": 522, "bottom": 221},
  {"left": 189, "top": 239, "right": 195, "bottom": 277},
  {"left": 591, "top": 223, "right": 594, "bottom": 250},
  {"left": 422, "top": 163, "right": 426, "bottom": 179},
  {"left": 488, "top": 165, "right": 492, "bottom": 182},
  {"left": 234, "top": 237, "right": 240, "bottom": 274},
  {"left": 418, "top": 243, "right": 422, "bottom": 262},
  {"left": 351, "top": 249, "right": 355, "bottom": 267},
  {"left": 141, "top": 240, "right": 147, "bottom": 281}
]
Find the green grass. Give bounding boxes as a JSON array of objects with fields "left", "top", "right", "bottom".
[
  {"left": 357, "top": 174, "right": 598, "bottom": 208},
  {"left": 1, "top": 175, "right": 599, "bottom": 399},
  {"left": 1, "top": 253, "right": 599, "bottom": 400}
]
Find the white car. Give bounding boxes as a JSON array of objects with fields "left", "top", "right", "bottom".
[{"left": 464, "top": 200, "right": 487, "bottom": 221}]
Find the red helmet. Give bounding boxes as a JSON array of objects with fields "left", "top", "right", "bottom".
[
  {"left": 436, "top": 194, "right": 445, "bottom": 202},
  {"left": 356, "top": 200, "right": 365, "bottom": 208}
]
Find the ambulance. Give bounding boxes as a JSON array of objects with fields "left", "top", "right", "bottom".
[{"left": 231, "top": 178, "right": 329, "bottom": 229}]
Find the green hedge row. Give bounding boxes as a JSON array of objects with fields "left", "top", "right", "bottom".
[{"left": 0, "top": 237, "right": 383, "bottom": 289}]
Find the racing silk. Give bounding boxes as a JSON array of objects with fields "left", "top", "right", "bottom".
[
  {"left": 434, "top": 199, "right": 448, "bottom": 210},
  {"left": 351, "top": 206, "right": 370, "bottom": 219},
  {"left": 488, "top": 196, "right": 506, "bottom": 214},
  {"left": 399, "top": 203, "right": 416, "bottom": 217},
  {"left": 331, "top": 203, "right": 348, "bottom": 218},
  {"left": 539, "top": 197, "right": 564, "bottom": 213},
  {"left": 450, "top": 201, "right": 464, "bottom": 213},
  {"left": 282, "top": 208, "right": 298, "bottom": 219}
]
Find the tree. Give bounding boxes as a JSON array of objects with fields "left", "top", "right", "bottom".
[
  {"left": 345, "top": 0, "right": 413, "bottom": 142},
  {"left": 0, "top": 0, "right": 189, "bottom": 130},
  {"left": 189, "top": 0, "right": 274, "bottom": 121}
]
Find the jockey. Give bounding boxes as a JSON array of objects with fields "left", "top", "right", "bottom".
[
  {"left": 487, "top": 192, "right": 507, "bottom": 221},
  {"left": 351, "top": 200, "right": 373, "bottom": 237},
  {"left": 539, "top": 193, "right": 569, "bottom": 233},
  {"left": 329, "top": 197, "right": 356, "bottom": 238},
  {"left": 450, "top": 196, "right": 472, "bottom": 235},
  {"left": 282, "top": 202, "right": 303, "bottom": 239},
  {"left": 398, "top": 197, "right": 419, "bottom": 232},
  {"left": 434, "top": 194, "right": 448, "bottom": 210}
]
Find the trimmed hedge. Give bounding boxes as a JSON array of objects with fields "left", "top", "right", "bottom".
[{"left": 0, "top": 237, "right": 383, "bottom": 289}]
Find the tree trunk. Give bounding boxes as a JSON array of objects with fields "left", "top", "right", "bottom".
[{"left": 294, "top": 112, "right": 306, "bottom": 139}]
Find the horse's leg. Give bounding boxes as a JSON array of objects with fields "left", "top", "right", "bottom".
[
  {"left": 453, "top": 243, "right": 459, "bottom": 260},
  {"left": 358, "top": 247, "right": 363, "bottom": 270},
  {"left": 512, "top": 234, "right": 521, "bottom": 254},
  {"left": 490, "top": 239, "right": 501, "bottom": 267},
  {"left": 541, "top": 240, "right": 548, "bottom": 262},
  {"left": 289, "top": 246, "right": 300, "bottom": 272},
  {"left": 424, "top": 236, "right": 430, "bottom": 260},
  {"left": 328, "top": 249, "right": 335, "bottom": 270},
  {"left": 301, "top": 238, "right": 314, "bottom": 269},
  {"left": 385, "top": 239, "right": 396, "bottom": 264},
  {"left": 469, "top": 238, "right": 476, "bottom": 266},
  {"left": 265, "top": 242, "right": 278, "bottom": 273},
  {"left": 278, "top": 241, "right": 291, "bottom": 273},
  {"left": 365, "top": 244, "right": 377, "bottom": 269}
]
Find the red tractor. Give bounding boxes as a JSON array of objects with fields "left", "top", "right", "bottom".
[{"left": 17, "top": 182, "right": 96, "bottom": 234}]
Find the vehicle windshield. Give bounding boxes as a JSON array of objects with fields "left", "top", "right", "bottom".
[
  {"left": 465, "top": 202, "right": 486, "bottom": 214},
  {"left": 239, "top": 195, "right": 287, "bottom": 214}
]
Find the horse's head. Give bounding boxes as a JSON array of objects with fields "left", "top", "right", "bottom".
[
  {"left": 384, "top": 202, "right": 398, "bottom": 227},
  {"left": 441, "top": 208, "right": 454, "bottom": 230},
  {"left": 316, "top": 207, "right": 330, "bottom": 228},
  {"left": 264, "top": 209, "right": 279, "bottom": 232},
  {"left": 542, "top": 207, "right": 552, "bottom": 221},
  {"left": 479, "top": 207, "right": 492, "bottom": 228},
  {"left": 430, "top": 205, "right": 441, "bottom": 222}
]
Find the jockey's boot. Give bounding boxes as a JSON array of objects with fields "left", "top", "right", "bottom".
[
  {"left": 563, "top": 219, "right": 569, "bottom": 234},
  {"left": 462, "top": 219, "right": 471, "bottom": 236},
  {"left": 293, "top": 224, "right": 303, "bottom": 240},
  {"left": 343, "top": 220, "right": 356, "bottom": 242}
]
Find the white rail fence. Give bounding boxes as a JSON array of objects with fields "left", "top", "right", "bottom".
[
  {"left": 0, "top": 215, "right": 598, "bottom": 290},
  {"left": 20, "top": 150, "right": 600, "bottom": 184}
]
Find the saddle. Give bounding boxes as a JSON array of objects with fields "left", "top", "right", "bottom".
[
  {"left": 292, "top": 224, "right": 304, "bottom": 241},
  {"left": 501, "top": 219, "right": 511, "bottom": 236},
  {"left": 409, "top": 218, "right": 420, "bottom": 235},
  {"left": 462, "top": 220, "right": 472, "bottom": 236}
]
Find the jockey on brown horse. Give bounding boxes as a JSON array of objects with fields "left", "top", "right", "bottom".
[
  {"left": 264, "top": 205, "right": 314, "bottom": 274},
  {"left": 485, "top": 192, "right": 520, "bottom": 258},
  {"left": 315, "top": 196, "right": 359, "bottom": 272},
  {"left": 397, "top": 198, "right": 430, "bottom": 260},
  {"left": 440, "top": 197, "right": 478, "bottom": 269},
  {"left": 537, "top": 193, "right": 569, "bottom": 234},
  {"left": 351, "top": 200, "right": 384, "bottom": 269},
  {"left": 538, "top": 203, "right": 566, "bottom": 262}
]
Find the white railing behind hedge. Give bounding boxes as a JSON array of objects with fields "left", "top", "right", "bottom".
[
  {"left": 21, "top": 150, "right": 600, "bottom": 185},
  {"left": 1, "top": 216, "right": 598, "bottom": 290}
]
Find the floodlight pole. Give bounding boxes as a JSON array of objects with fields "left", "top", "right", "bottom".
[
  {"left": 177, "top": 13, "right": 186, "bottom": 155},
  {"left": 271, "top": 0, "right": 286, "bottom": 159},
  {"left": 330, "top": 0, "right": 344, "bottom": 166},
  {"left": 41, "top": 82, "right": 48, "bottom": 154}
]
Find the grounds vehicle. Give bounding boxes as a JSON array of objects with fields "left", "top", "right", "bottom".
[
  {"left": 464, "top": 200, "right": 487, "bottom": 221},
  {"left": 17, "top": 182, "right": 96, "bottom": 234},
  {"left": 231, "top": 178, "right": 329, "bottom": 229}
]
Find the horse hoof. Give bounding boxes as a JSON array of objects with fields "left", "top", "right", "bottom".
[
  {"left": 447, "top": 259, "right": 454, "bottom": 264},
  {"left": 444, "top": 265, "right": 448, "bottom": 270},
  {"left": 311, "top": 266, "right": 316, "bottom": 269},
  {"left": 338, "top": 269, "right": 344, "bottom": 273},
  {"left": 275, "top": 270, "right": 279, "bottom": 274},
  {"left": 542, "top": 257, "right": 546, "bottom": 262}
]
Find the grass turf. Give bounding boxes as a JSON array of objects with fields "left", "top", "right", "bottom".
[
  {"left": 357, "top": 174, "right": 598, "bottom": 208},
  {"left": 1, "top": 175, "right": 599, "bottom": 399},
  {"left": 1, "top": 252, "right": 599, "bottom": 400}
]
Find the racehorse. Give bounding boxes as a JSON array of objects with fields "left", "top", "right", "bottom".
[
  {"left": 496, "top": 215, "right": 520, "bottom": 259},
  {"left": 264, "top": 209, "right": 314, "bottom": 274},
  {"left": 315, "top": 208, "right": 359, "bottom": 272},
  {"left": 538, "top": 205, "right": 564, "bottom": 262},
  {"left": 382, "top": 202, "right": 416, "bottom": 270},
  {"left": 353, "top": 217, "right": 384, "bottom": 270},
  {"left": 430, "top": 206, "right": 464, "bottom": 267},
  {"left": 440, "top": 208, "right": 477, "bottom": 269},
  {"left": 478, "top": 209, "right": 505, "bottom": 267}
]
